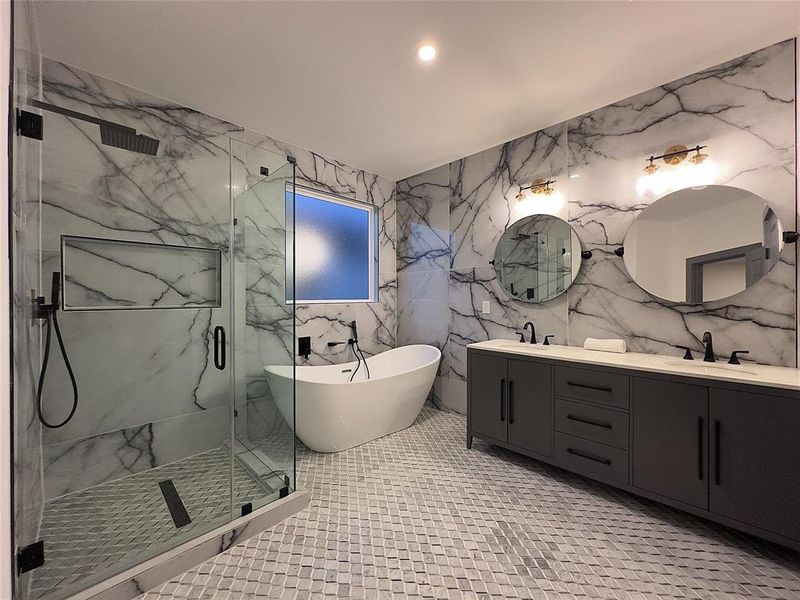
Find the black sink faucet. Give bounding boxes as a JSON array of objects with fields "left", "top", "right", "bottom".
[
  {"left": 702, "top": 331, "right": 715, "bottom": 363},
  {"left": 523, "top": 321, "right": 537, "bottom": 345}
]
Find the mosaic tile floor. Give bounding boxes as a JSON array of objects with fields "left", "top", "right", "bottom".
[
  {"left": 31, "top": 448, "right": 272, "bottom": 600},
  {"left": 139, "top": 406, "right": 800, "bottom": 599}
]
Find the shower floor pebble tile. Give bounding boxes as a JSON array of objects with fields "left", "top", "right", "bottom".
[{"left": 139, "top": 406, "right": 800, "bottom": 600}]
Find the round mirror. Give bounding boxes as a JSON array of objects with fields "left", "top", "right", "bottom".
[
  {"left": 623, "top": 185, "right": 783, "bottom": 303},
  {"left": 493, "top": 214, "right": 583, "bottom": 303}
]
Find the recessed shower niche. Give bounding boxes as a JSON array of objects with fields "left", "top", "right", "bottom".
[{"left": 60, "top": 236, "right": 223, "bottom": 310}]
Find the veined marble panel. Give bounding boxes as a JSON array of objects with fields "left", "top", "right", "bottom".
[
  {"left": 567, "top": 39, "right": 796, "bottom": 366},
  {"left": 396, "top": 40, "right": 796, "bottom": 415},
  {"left": 449, "top": 123, "right": 568, "bottom": 271},
  {"left": 396, "top": 165, "right": 450, "bottom": 273},
  {"left": 42, "top": 406, "right": 229, "bottom": 500}
]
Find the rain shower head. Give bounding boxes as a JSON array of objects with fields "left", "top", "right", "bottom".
[
  {"left": 31, "top": 99, "right": 161, "bottom": 156},
  {"left": 99, "top": 126, "right": 160, "bottom": 156}
]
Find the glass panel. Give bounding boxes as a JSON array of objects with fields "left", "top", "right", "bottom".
[
  {"left": 231, "top": 160, "right": 296, "bottom": 513},
  {"left": 13, "top": 56, "right": 236, "bottom": 600},
  {"left": 12, "top": 4, "right": 45, "bottom": 600},
  {"left": 289, "top": 187, "right": 374, "bottom": 302}
]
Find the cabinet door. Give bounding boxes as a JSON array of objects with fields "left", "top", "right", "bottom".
[
  {"left": 468, "top": 353, "right": 507, "bottom": 441},
  {"left": 710, "top": 390, "right": 800, "bottom": 540},
  {"left": 632, "top": 378, "right": 708, "bottom": 509},
  {"left": 508, "top": 359, "right": 553, "bottom": 457}
]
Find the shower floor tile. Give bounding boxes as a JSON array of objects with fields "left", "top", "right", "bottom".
[
  {"left": 139, "top": 406, "right": 800, "bottom": 599},
  {"left": 30, "top": 448, "right": 270, "bottom": 600}
]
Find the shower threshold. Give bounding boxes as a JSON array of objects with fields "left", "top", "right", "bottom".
[{"left": 29, "top": 446, "right": 283, "bottom": 600}]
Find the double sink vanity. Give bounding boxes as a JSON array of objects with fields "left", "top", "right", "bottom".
[{"left": 466, "top": 340, "right": 800, "bottom": 550}]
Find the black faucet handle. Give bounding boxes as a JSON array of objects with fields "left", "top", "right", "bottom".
[
  {"left": 728, "top": 350, "right": 750, "bottom": 365},
  {"left": 516, "top": 331, "right": 526, "bottom": 343},
  {"left": 543, "top": 335, "right": 555, "bottom": 346},
  {"left": 676, "top": 345, "right": 694, "bottom": 360}
]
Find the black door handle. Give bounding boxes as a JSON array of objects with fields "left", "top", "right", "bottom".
[
  {"left": 697, "top": 417, "right": 704, "bottom": 480},
  {"left": 508, "top": 380, "right": 514, "bottom": 424},
  {"left": 566, "top": 414, "right": 612, "bottom": 429},
  {"left": 499, "top": 378, "right": 505, "bottom": 422},
  {"left": 566, "top": 382, "right": 612, "bottom": 394},
  {"left": 566, "top": 447, "right": 611, "bottom": 465},
  {"left": 213, "top": 326, "right": 226, "bottom": 370},
  {"left": 714, "top": 419, "right": 721, "bottom": 485}
]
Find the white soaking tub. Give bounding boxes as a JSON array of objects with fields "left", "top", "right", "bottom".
[{"left": 265, "top": 344, "right": 440, "bottom": 452}]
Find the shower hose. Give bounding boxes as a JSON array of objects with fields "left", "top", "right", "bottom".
[{"left": 36, "top": 306, "right": 79, "bottom": 428}]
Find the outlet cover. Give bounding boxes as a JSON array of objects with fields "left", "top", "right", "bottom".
[{"left": 481, "top": 301, "right": 490, "bottom": 314}]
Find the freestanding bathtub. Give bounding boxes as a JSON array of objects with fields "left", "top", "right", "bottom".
[{"left": 265, "top": 344, "right": 440, "bottom": 452}]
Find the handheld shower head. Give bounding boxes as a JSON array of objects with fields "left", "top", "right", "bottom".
[
  {"left": 349, "top": 321, "right": 359, "bottom": 344},
  {"left": 50, "top": 271, "right": 61, "bottom": 310}
]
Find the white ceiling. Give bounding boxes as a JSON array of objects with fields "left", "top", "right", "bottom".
[{"left": 34, "top": 1, "right": 800, "bottom": 181}]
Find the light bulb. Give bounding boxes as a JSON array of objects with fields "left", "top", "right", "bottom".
[{"left": 416, "top": 44, "right": 437, "bottom": 62}]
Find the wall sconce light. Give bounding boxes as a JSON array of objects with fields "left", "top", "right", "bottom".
[
  {"left": 516, "top": 178, "right": 565, "bottom": 216},
  {"left": 636, "top": 144, "right": 717, "bottom": 196}
]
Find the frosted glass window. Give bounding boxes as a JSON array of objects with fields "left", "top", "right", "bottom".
[{"left": 287, "top": 187, "right": 376, "bottom": 303}]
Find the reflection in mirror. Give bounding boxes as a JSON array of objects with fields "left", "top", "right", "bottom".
[
  {"left": 623, "top": 185, "right": 783, "bottom": 303},
  {"left": 493, "top": 214, "right": 583, "bottom": 303}
]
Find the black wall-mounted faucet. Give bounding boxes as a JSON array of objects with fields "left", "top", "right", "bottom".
[{"left": 702, "top": 331, "right": 715, "bottom": 363}]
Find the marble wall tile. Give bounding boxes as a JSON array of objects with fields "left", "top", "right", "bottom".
[
  {"left": 396, "top": 165, "right": 450, "bottom": 273},
  {"left": 396, "top": 40, "right": 797, "bottom": 415},
  {"left": 43, "top": 406, "right": 229, "bottom": 500},
  {"left": 566, "top": 39, "right": 796, "bottom": 366},
  {"left": 450, "top": 123, "right": 568, "bottom": 271}
]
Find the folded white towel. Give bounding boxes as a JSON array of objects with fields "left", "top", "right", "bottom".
[{"left": 583, "top": 338, "right": 627, "bottom": 354}]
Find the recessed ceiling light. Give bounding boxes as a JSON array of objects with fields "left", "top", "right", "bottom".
[{"left": 417, "top": 44, "right": 437, "bottom": 62}]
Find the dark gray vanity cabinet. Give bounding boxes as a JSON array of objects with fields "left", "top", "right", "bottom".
[
  {"left": 467, "top": 347, "right": 800, "bottom": 551},
  {"left": 709, "top": 389, "right": 800, "bottom": 540},
  {"left": 632, "top": 378, "right": 709, "bottom": 509},
  {"left": 468, "top": 352, "right": 553, "bottom": 457},
  {"left": 508, "top": 359, "right": 553, "bottom": 456},
  {"left": 468, "top": 353, "right": 508, "bottom": 442}
]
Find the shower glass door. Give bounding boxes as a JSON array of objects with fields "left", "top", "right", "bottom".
[
  {"left": 230, "top": 159, "right": 296, "bottom": 512},
  {"left": 11, "top": 45, "right": 297, "bottom": 600}
]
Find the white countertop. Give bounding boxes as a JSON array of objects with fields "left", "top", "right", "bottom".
[{"left": 468, "top": 340, "right": 800, "bottom": 392}]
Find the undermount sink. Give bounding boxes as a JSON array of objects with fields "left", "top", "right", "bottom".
[{"left": 662, "top": 359, "right": 759, "bottom": 377}]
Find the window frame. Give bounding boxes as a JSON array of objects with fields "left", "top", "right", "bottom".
[{"left": 286, "top": 184, "right": 378, "bottom": 305}]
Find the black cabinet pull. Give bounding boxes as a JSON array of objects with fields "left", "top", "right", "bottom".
[
  {"left": 499, "top": 378, "right": 505, "bottom": 422},
  {"left": 566, "top": 381, "right": 612, "bottom": 394},
  {"left": 213, "top": 326, "right": 226, "bottom": 370},
  {"left": 714, "top": 419, "right": 721, "bottom": 485},
  {"left": 566, "top": 414, "right": 612, "bottom": 429},
  {"left": 697, "top": 417, "right": 704, "bottom": 480},
  {"left": 566, "top": 447, "right": 611, "bottom": 465},
  {"left": 508, "top": 380, "right": 514, "bottom": 424}
]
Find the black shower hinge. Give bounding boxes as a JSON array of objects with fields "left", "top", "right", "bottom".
[
  {"left": 783, "top": 231, "right": 799, "bottom": 243},
  {"left": 279, "top": 475, "right": 290, "bottom": 499},
  {"left": 259, "top": 166, "right": 269, "bottom": 176},
  {"left": 17, "top": 540, "right": 44, "bottom": 574},
  {"left": 16, "top": 110, "right": 43, "bottom": 140},
  {"left": 613, "top": 247, "right": 624, "bottom": 257},
  {"left": 580, "top": 250, "right": 593, "bottom": 259}
]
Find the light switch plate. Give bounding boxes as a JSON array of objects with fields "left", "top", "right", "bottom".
[{"left": 481, "top": 301, "right": 490, "bottom": 314}]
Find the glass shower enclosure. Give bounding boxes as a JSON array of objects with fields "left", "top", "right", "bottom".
[{"left": 11, "top": 41, "right": 298, "bottom": 600}]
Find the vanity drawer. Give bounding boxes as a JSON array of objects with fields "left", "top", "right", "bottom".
[
  {"left": 555, "top": 399, "right": 629, "bottom": 449},
  {"left": 554, "top": 432, "right": 629, "bottom": 485},
  {"left": 554, "top": 366, "right": 629, "bottom": 409}
]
